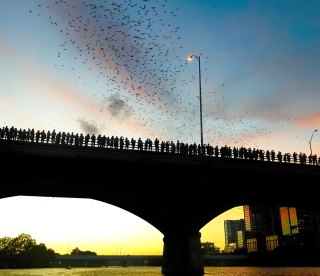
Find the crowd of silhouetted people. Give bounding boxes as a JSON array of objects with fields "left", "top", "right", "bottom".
[{"left": 0, "top": 125, "right": 319, "bottom": 166}]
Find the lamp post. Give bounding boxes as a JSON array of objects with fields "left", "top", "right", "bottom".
[
  {"left": 187, "top": 54, "right": 204, "bottom": 154},
  {"left": 309, "top": 129, "right": 318, "bottom": 156}
]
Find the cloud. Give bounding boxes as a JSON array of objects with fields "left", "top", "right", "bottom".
[
  {"left": 77, "top": 118, "right": 99, "bottom": 135},
  {"left": 103, "top": 93, "right": 134, "bottom": 119},
  {"left": 294, "top": 111, "right": 320, "bottom": 129}
]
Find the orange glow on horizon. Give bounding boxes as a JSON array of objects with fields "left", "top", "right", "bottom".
[{"left": 0, "top": 196, "right": 243, "bottom": 255}]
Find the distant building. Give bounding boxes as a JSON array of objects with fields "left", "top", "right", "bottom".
[
  {"left": 240, "top": 205, "right": 320, "bottom": 253},
  {"left": 247, "top": 237, "right": 257, "bottom": 253},
  {"left": 266, "top": 235, "right": 279, "bottom": 251},
  {"left": 237, "top": 230, "right": 245, "bottom": 249},
  {"left": 242, "top": 205, "right": 282, "bottom": 252},
  {"left": 279, "top": 207, "right": 299, "bottom": 236},
  {"left": 243, "top": 205, "right": 281, "bottom": 235},
  {"left": 296, "top": 208, "right": 320, "bottom": 244},
  {"left": 224, "top": 219, "right": 245, "bottom": 251},
  {"left": 201, "top": 242, "right": 220, "bottom": 255},
  {"left": 224, "top": 242, "right": 237, "bottom": 253},
  {"left": 244, "top": 231, "right": 266, "bottom": 253}
]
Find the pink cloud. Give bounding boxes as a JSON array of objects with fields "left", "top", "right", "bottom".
[{"left": 294, "top": 111, "right": 320, "bottom": 128}]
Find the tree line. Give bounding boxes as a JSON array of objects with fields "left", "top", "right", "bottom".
[{"left": 0, "top": 233, "right": 96, "bottom": 268}]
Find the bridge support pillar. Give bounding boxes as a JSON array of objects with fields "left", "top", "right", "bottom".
[{"left": 162, "top": 231, "right": 204, "bottom": 275}]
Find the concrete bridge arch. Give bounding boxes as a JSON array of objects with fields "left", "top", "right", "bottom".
[{"left": 1, "top": 140, "right": 320, "bottom": 275}]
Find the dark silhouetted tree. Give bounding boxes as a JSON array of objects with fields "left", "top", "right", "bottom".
[
  {"left": 71, "top": 247, "right": 97, "bottom": 256},
  {"left": 0, "top": 233, "right": 56, "bottom": 268}
]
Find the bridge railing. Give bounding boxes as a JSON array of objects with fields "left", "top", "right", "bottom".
[{"left": 0, "top": 126, "right": 318, "bottom": 166}]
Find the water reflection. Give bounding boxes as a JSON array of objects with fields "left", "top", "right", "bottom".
[{"left": 0, "top": 267, "right": 320, "bottom": 276}]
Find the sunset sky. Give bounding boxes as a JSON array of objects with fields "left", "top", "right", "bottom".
[
  {"left": 0, "top": 0, "right": 318, "bottom": 255},
  {"left": 0, "top": 196, "right": 243, "bottom": 255}
]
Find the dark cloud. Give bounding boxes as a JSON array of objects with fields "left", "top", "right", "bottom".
[
  {"left": 104, "top": 93, "right": 134, "bottom": 119},
  {"left": 77, "top": 118, "right": 99, "bottom": 135}
]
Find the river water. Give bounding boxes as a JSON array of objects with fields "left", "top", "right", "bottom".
[{"left": 0, "top": 267, "right": 320, "bottom": 275}]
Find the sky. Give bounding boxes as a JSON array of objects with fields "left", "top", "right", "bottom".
[
  {"left": 0, "top": 196, "right": 243, "bottom": 255},
  {"left": 0, "top": 0, "right": 319, "bottom": 254}
]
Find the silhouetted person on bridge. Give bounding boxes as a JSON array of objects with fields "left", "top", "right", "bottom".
[
  {"left": 84, "top": 134, "right": 90, "bottom": 146},
  {"left": 125, "top": 137, "right": 130, "bottom": 150},
  {"left": 266, "top": 150, "right": 270, "bottom": 161},
  {"left": 277, "top": 151, "right": 282, "bottom": 162},
  {"left": 154, "top": 138, "right": 159, "bottom": 152},
  {"left": 138, "top": 138, "right": 143, "bottom": 151},
  {"left": 51, "top": 129, "right": 56, "bottom": 143},
  {"left": 119, "top": 136, "right": 124, "bottom": 150},
  {"left": 79, "top": 133, "right": 84, "bottom": 146},
  {"left": 114, "top": 136, "right": 119, "bottom": 149},
  {"left": 46, "top": 130, "right": 51, "bottom": 143},
  {"left": 131, "top": 138, "right": 136, "bottom": 150}
]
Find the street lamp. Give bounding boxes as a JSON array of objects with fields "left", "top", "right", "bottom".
[
  {"left": 309, "top": 129, "right": 318, "bottom": 156},
  {"left": 187, "top": 54, "right": 204, "bottom": 154}
]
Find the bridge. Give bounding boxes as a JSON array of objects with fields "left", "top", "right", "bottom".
[
  {"left": 55, "top": 254, "right": 163, "bottom": 267},
  {"left": 1, "top": 139, "right": 320, "bottom": 275}
]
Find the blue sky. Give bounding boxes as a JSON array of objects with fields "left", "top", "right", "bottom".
[{"left": 1, "top": 0, "right": 320, "bottom": 155}]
